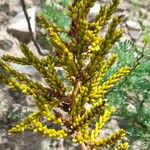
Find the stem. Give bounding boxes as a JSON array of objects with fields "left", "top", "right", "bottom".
[
  {"left": 71, "top": 78, "right": 81, "bottom": 110},
  {"left": 20, "top": 0, "right": 44, "bottom": 56},
  {"left": 121, "top": 43, "right": 146, "bottom": 85}
]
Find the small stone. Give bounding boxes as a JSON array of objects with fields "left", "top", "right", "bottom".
[
  {"left": 128, "top": 29, "right": 141, "bottom": 41},
  {"left": 10, "top": 63, "right": 38, "bottom": 76},
  {"left": 25, "top": 96, "right": 35, "bottom": 106},
  {"left": 21, "top": 106, "right": 37, "bottom": 116},
  {"left": 0, "top": 39, "right": 13, "bottom": 50},
  {"left": 9, "top": 63, "right": 42, "bottom": 82},
  {"left": 7, "top": 7, "right": 36, "bottom": 42},
  {"left": 89, "top": 1, "right": 100, "bottom": 15},
  {"left": 126, "top": 20, "right": 141, "bottom": 30},
  {"left": 119, "top": 0, "right": 130, "bottom": 11},
  {"left": 88, "top": 2, "right": 100, "bottom": 21}
]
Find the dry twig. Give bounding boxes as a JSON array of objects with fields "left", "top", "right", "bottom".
[{"left": 20, "top": 0, "right": 44, "bottom": 55}]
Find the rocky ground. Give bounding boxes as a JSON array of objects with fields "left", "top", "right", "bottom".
[{"left": 0, "top": 0, "right": 150, "bottom": 150}]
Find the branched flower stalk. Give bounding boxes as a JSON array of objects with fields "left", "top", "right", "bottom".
[{"left": 0, "top": 0, "right": 130, "bottom": 149}]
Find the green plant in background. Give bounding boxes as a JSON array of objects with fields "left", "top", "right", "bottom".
[
  {"left": 106, "top": 19, "right": 150, "bottom": 148},
  {"left": 37, "top": 0, "right": 71, "bottom": 46},
  {"left": 101, "top": 1, "right": 150, "bottom": 148},
  {"left": 41, "top": 0, "right": 71, "bottom": 29},
  {"left": 0, "top": 0, "right": 130, "bottom": 149}
]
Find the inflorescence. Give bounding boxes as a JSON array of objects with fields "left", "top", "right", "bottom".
[{"left": 0, "top": 0, "right": 130, "bottom": 149}]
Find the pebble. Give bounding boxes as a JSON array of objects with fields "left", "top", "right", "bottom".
[
  {"left": 126, "top": 20, "right": 141, "bottom": 30},
  {"left": 128, "top": 29, "right": 141, "bottom": 41},
  {"left": 88, "top": 1, "right": 100, "bottom": 21},
  {"left": 0, "top": 39, "right": 13, "bottom": 50},
  {"left": 89, "top": 1, "right": 100, "bottom": 15},
  {"left": 10, "top": 63, "right": 38, "bottom": 76},
  {"left": 119, "top": 1, "right": 130, "bottom": 11}
]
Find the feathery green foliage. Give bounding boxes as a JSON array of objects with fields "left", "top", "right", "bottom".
[{"left": 107, "top": 19, "right": 150, "bottom": 148}]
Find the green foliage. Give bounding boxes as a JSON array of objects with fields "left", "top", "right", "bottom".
[
  {"left": 101, "top": 0, "right": 150, "bottom": 144},
  {"left": 40, "top": 0, "right": 71, "bottom": 42},
  {"left": 101, "top": 5, "right": 150, "bottom": 147},
  {"left": 107, "top": 37, "right": 150, "bottom": 147},
  {"left": 41, "top": 4, "right": 71, "bottom": 29}
]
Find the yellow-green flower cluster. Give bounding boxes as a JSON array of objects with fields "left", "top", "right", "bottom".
[
  {"left": 90, "top": 66, "right": 130, "bottom": 99},
  {"left": 94, "top": 129, "right": 126, "bottom": 147},
  {"left": 69, "top": 0, "right": 96, "bottom": 20},
  {"left": 31, "top": 121, "right": 67, "bottom": 138},
  {"left": 91, "top": 107, "right": 115, "bottom": 140},
  {"left": 9, "top": 111, "right": 67, "bottom": 138},
  {"left": 71, "top": 99, "right": 106, "bottom": 128},
  {"left": 90, "top": 0, "right": 120, "bottom": 32},
  {"left": 37, "top": 16, "right": 77, "bottom": 77},
  {"left": 0, "top": 0, "right": 130, "bottom": 149},
  {"left": 114, "top": 143, "right": 129, "bottom": 150}
]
